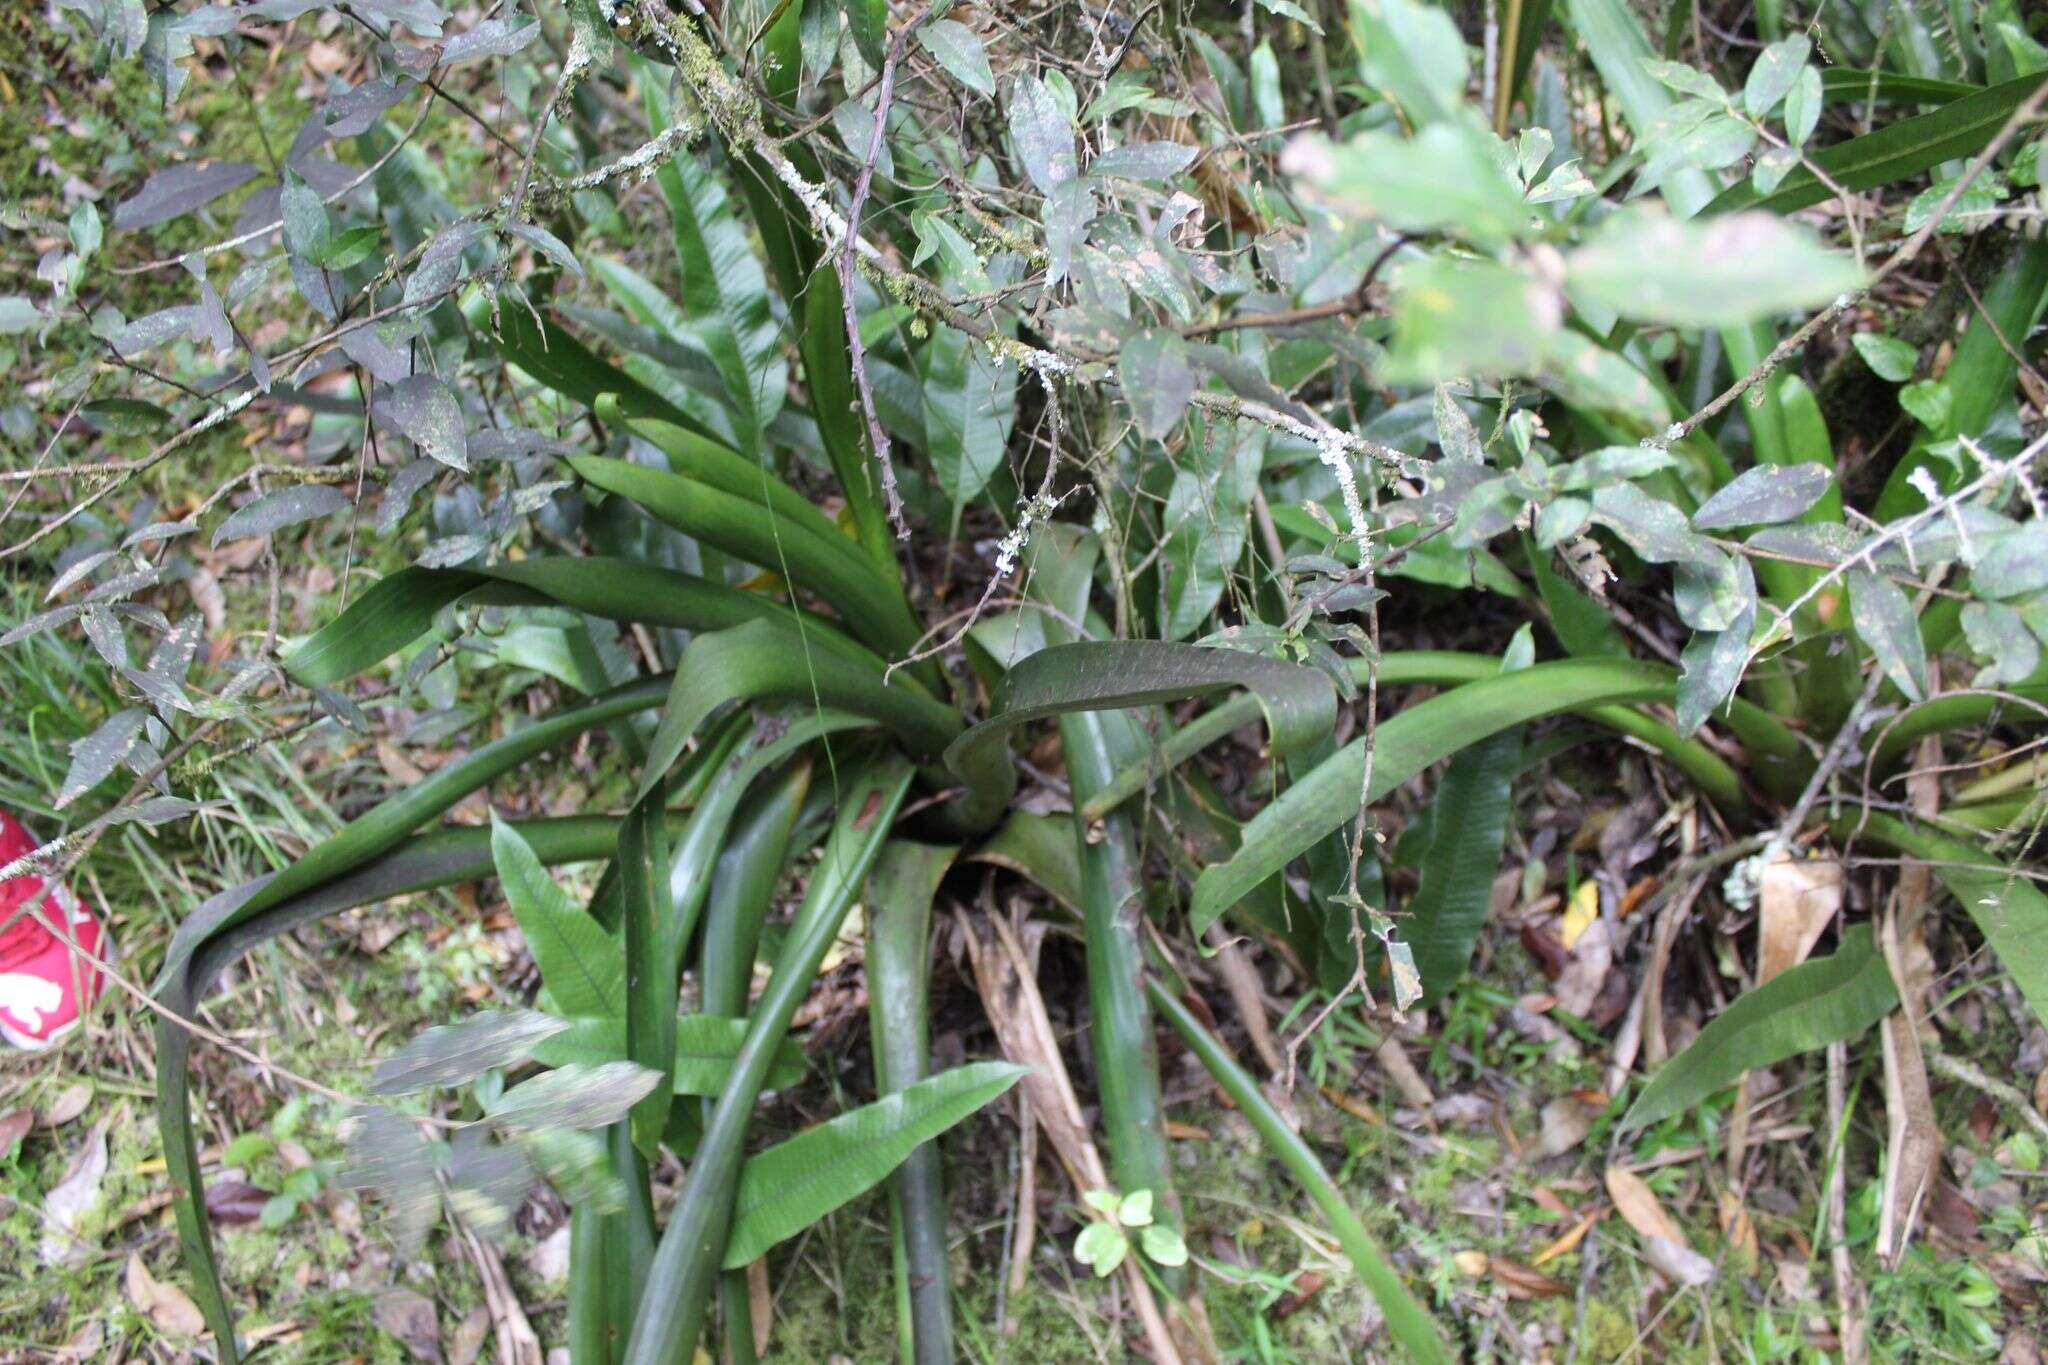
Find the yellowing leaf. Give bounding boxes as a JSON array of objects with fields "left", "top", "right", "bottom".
[{"left": 1561, "top": 880, "right": 1600, "bottom": 950}]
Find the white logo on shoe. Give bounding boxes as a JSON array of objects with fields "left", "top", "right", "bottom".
[{"left": 0, "top": 972, "right": 64, "bottom": 1031}]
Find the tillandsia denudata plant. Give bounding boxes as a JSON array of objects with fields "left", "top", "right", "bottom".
[{"left": 10, "top": 0, "right": 2048, "bottom": 1355}]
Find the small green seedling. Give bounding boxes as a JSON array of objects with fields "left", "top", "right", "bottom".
[{"left": 1073, "top": 1187, "right": 1189, "bottom": 1278}]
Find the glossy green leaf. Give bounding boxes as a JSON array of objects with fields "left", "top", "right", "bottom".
[
  {"left": 947, "top": 640, "right": 1336, "bottom": 807},
  {"left": 493, "top": 813, "right": 625, "bottom": 1019},
  {"left": 634, "top": 618, "right": 962, "bottom": 803},
  {"left": 1622, "top": 924, "right": 1896, "bottom": 1129},
  {"left": 567, "top": 454, "right": 922, "bottom": 662},
  {"left": 722, "top": 1062, "right": 1026, "bottom": 1268},
  {"left": 1190, "top": 659, "right": 1733, "bottom": 937},
  {"left": 282, "top": 559, "right": 864, "bottom": 688}
]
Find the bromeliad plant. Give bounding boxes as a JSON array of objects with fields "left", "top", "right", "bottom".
[{"left": 17, "top": 0, "right": 2048, "bottom": 1357}]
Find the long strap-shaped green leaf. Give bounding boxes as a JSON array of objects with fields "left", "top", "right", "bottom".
[
  {"left": 1620, "top": 923, "right": 1896, "bottom": 1130},
  {"left": 699, "top": 762, "right": 813, "bottom": 1365},
  {"left": 1865, "top": 683, "right": 2048, "bottom": 773},
  {"left": 162, "top": 817, "right": 635, "bottom": 1360},
  {"left": 1148, "top": 982, "right": 1451, "bottom": 1363},
  {"left": 1842, "top": 813, "right": 2048, "bottom": 1030},
  {"left": 597, "top": 396, "right": 849, "bottom": 557},
  {"left": 943, "top": 639, "right": 1338, "bottom": 831},
  {"left": 622, "top": 779, "right": 676, "bottom": 1156},
  {"left": 568, "top": 454, "right": 925, "bottom": 666},
  {"left": 867, "top": 841, "right": 960, "bottom": 1365},
  {"left": 1063, "top": 704, "right": 1191, "bottom": 1299},
  {"left": 624, "top": 760, "right": 915, "bottom": 1365},
  {"left": 159, "top": 709, "right": 870, "bottom": 1360},
  {"left": 635, "top": 619, "right": 965, "bottom": 803},
  {"left": 1190, "top": 658, "right": 1742, "bottom": 938},
  {"left": 1707, "top": 71, "right": 2048, "bottom": 216},
  {"left": 283, "top": 558, "right": 881, "bottom": 689},
  {"left": 469, "top": 295, "right": 728, "bottom": 447},
  {"left": 156, "top": 676, "right": 669, "bottom": 989},
  {"left": 1084, "top": 650, "right": 1795, "bottom": 820}
]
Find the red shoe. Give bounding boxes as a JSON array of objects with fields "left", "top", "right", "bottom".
[{"left": 0, "top": 812, "right": 110, "bottom": 1051}]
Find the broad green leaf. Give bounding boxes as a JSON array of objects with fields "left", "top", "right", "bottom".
[
  {"left": 619, "top": 779, "right": 674, "bottom": 1156},
  {"left": 487, "top": 1061, "right": 665, "bottom": 1131},
  {"left": 1852, "top": 332, "right": 1918, "bottom": 381},
  {"left": 530, "top": 1014, "right": 808, "bottom": 1093},
  {"left": 492, "top": 814, "right": 624, "bottom": 1019},
  {"left": 213, "top": 485, "right": 351, "bottom": 547},
  {"left": 373, "top": 375, "right": 469, "bottom": 471},
  {"left": 627, "top": 761, "right": 913, "bottom": 1358},
  {"left": 1009, "top": 75, "right": 1077, "bottom": 194},
  {"left": 1744, "top": 36, "right": 1810, "bottom": 116},
  {"left": 1092, "top": 141, "right": 1199, "bottom": 181},
  {"left": 798, "top": 261, "right": 893, "bottom": 568},
  {"left": 946, "top": 640, "right": 1338, "bottom": 797},
  {"left": 1385, "top": 255, "right": 1558, "bottom": 380},
  {"left": 1621, "top": 924, "right": 1895, "bottom": 1129},
  {"left": 1854, "top": 815, "right": 2048, "bottom": 1029},
  {"left": 632, "top": 618, "right": 969, "bottom": 807},
  {"left": 1159, "top": 424, "right": 1261, "bottom": 639},
  {"left": 1346, "top": 0, "right": 1468, "bottom": 125},
  {"left": 1566, "top": 209, "right": 1862, "bottom": 326},
  {"left": 1705, "top": 72, "right": 2048, "bottom": 216},
  {"left": 1692, "top": 464, "right": 1833, "bottom": 529},
  {"left": 1290, "top": 123, "right": 1529, "bottom": 247},
  {"left": 920, "top": 316, "right": 1018, "bottom": 513},
  {"left": 58, "top": 707, "right": 147, "bottom": 809},
  {"left": 281, "top": 559, "right": 850, "bottom": 688},
  {"left": 1119, "top": 330, "right": 1195, "bottom": 440},
  {"left": 1976, "top": 524, "right": 2048, "bottom": 599},
  {"left": 917, "top": 19, "right": 995, "bottom": 97},
  {"left": 1904, "top": 170, "right": 2008, "bottom": 234},
  {"left": 568, "top": 454, "right": 922, "bottom": 661},
  {"left": 1960, "top": 601, "right": 2041, "bottom": 684},
  {"left": 1817, "top": 68, "right": 1978, "bottom": 107},
  {"left": 369, "top": 1010, "right": 570, "bottom": 1095},
  {"left": 967, "top": 811, "right": 1083, "bottom": 912},
  {"left": 721, "top": 1062, "right": 1027, "bottom": 1267},
  {"left": 1848, "top": 567, "right": 1927, "bottom": 701}
]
